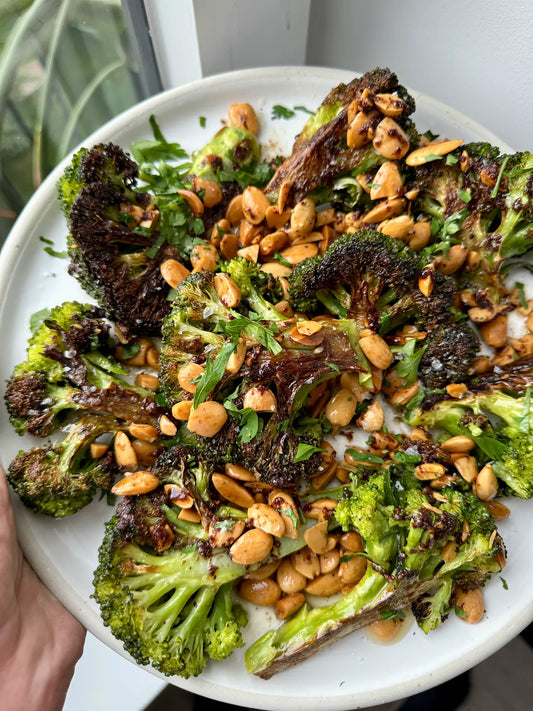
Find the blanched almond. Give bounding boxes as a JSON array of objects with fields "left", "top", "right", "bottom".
[{"left": 112, "top": 470, "right": 159, "bottom": 496}]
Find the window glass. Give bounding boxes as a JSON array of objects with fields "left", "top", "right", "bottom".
[{"left": 0, "top": 0, "right": 155, "bottom": 242}]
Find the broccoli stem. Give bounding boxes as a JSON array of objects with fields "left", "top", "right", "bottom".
[{"left": 244, "top": 567, "right": 388, "bottom": 676}]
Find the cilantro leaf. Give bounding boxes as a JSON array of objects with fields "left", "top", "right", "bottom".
[
  {"left": 272, "top": 104, "right": 295, "bottom": 120},
  {"left": 395, "top": 340, "right": 428, "bottom": 386},
  {"left": 223, "top": 316, "right": 282, "bottom": 355},
  {"left": 293, "top": 443, "right": 325, "bottom": 462},
  {"left": 30, "top": 307, "right": 52, "bottom": 334},
  {"left": 193, "top": 341, "right": 236, "bottom": 408}
]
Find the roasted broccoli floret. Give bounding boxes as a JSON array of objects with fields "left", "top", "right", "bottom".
[
  {"left": 7, "top": 414, "right": 123, "bottom": 517},
  {"left": 5, "top": 301, "right": 162, "bottom": 437},
  {"left": 409, "top": 372, "right": 533, "bottom": 498},
  {"left": 93, "top": 490, "right": 249, "bottom": 678},
  {"left": 220, "top": 257, "right": 283, "bottom": 322},
  {"left": 59, "top": 142, "right": 187, "bottom": 335},
  {"left": 246, "top": 457, "right": 503, "bottom": 678},
  {"left": 266, "top": 67, "right": 418, "bottom": 207},
  {"left": 289, "top": 230, "right": 480, "bottom": 388},
  {"left": 57, "top": 143, "right": 138, "bottom": 219},
  {"left": 410, "top": 143, "right": 533, "bottom": 303},
  {"left": 160, "top": 268, "right": 364, "bottom": 487}
]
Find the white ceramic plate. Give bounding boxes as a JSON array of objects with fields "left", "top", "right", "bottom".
[{"left": 1, "top": 67, "right": 531, "bottom": 711}]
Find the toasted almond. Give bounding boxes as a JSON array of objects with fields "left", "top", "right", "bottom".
[
  {"left": 112, "top": 470, "right": 159, "bottom": 496},
  {"left": 113, "top": 431, "right": 138, "bottom": 469},
  {"left": 405, "top": 139, "right": 464, "bottom": 167},
  {"left": 212, "top": 472, "right": 255, "bottom": 509},
  {"left": 248, "top": 503, "right": 286, "bottom": 537},
  {"left": 230, "top": 528, "right": 273, "bottom": 565},
  {"left": 304, "top": 520, "right": 329, "bottom": 554},
  {"left": 129, "top": 423, "right": 158, "bottom": 443}
]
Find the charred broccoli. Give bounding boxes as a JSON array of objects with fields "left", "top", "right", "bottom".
[
  {"left": 266, "top": 67, "right": 418, "bottom": 207},
  {"left": 288, "top": 229, "right": 480, "bottom": 389},
  {"left": 246, "top": 456, "right": 503, "bottom": 677},
  {"left": 7, "top": 414, "right": 123, "bottom": 517},
  {"left": 409, "top": 372, "right": 533, "bottom": 498},
  {"left": 160, "top": 267, "right": 364, "bottom": 487},
  {"left": 93, "top": 490, "right": 249, "bottom": 678},
  {"left": 5, "top": 301, "right": 162, "bottom": 437},
  {"left": 409, "top": 143, "right": 533, "bottom": 307}
]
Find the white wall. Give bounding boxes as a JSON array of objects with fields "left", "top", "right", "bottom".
[{"left": 306, "top": 0, "right": 533, "bottom": 149}]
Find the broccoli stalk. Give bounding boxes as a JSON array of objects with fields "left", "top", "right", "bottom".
[
  {"left": 245, "top": 567, "right": 389, "bottom": 677},
  {"left": 7, "top": 414, "right": 123, "bottom": 517},
  {"left": 246, "top": 459, "right": 503, "bottom": 678}
]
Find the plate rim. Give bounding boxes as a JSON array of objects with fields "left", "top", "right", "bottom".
[{"left": 0, "top": 65, "right": 526, "bottom": 710}]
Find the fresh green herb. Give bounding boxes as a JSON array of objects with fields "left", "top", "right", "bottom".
[
  {"left": 223, "top": 316, "right": 282, "bottom": 355},
  {"left": 29, "top": 307, "right": 51, "bottom": 334},
  {"left": 273, "top": 251, "right": 292, "bottom": 268},
  {"left": 131, "top": 115, "right": 190, "bottom": 167},
  {"left": 394, "top": 340, "right": 429, "bottom": 386},
  {"left": 193, "top": 341, "right": 236, "bottom": 408},
  {"left": 403, "top": 387, "right": 427, "bottom": 421},
  {"left": 442, "top": 208, "right": 469, "bottom": 237},
  {"left": 326, "top": 362, "right": 340, "bottom": 371},
  {"left": 293, "top": 443, "right": 326, "bottom": 462},
  {"left": 294, "top": 105, "right": 314, "bottom": 115},
  {"left": 281, "top": 506, "right": 299, "bottom": 529},
  {"left": 423, "top": 154, "right": 445, "bottom": 164},
  {"left": 345, "top": 449, "right": 384, "bottom": 465},
  {"left": 119, "top": 342, "right": 141, "bottom": 360},
  {"left": 490, "top": 155, "right": 510, "bottom": 198},
  {"left": 380, "top": 609, "right": 406, "bottom": 622},
  {"left": 237, "top": 408, "right": 262, "bottom": 443},
  {"left": 515, "top": 281, "right": 528, "bottom": 309},
  {"left": 271, "top": 104, "right": 295, "bottom": 120},
  {"left": 199, "top": 116, "right": 206, "bottom": 128},
  {"left": 39, "top": 236, "right": 66, "bottom": 258},
  {"left": 454, "top": 605, "right": 468, "bottom": 620},
  {"left": 446, "top": 154, "right": 459, "bottom": 166},
  {"left": 154, "top": 391, "right": 169, "bottom": 408},
  {"left": 223, "top": 398, "right": 263, "bottom": 444},
  {"left": 500, "top": 576, "right": 509, "bottom": 590},
  {"left": 457, "top": 189, "right": 472, "bottom": 203},
  {"left": 218, "top": 161, "right": 274, "bottom": 190}
]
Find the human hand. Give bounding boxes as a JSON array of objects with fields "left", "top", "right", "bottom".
[{"left": 0, "top": 467, "right": 86, "bottom": 711}]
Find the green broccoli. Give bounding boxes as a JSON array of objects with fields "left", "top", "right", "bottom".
[
  {"left": 410, "top": 143, "right": 533, "bottom": 304},
  {"left": 409, "top": 385, "right": 533, "bottom": 499},
  {"left": 246, "top": 458, "right": 503, "bottom": 677},
  {"left": 93, "top": 493, "right": 248, "bottom": 678},
  {"left": 220, "top": 257, "right": 284, "bottom": 322},
  {"left": 265, "top": 67, "right": 417, "bottom": 207},
  {"left": 93, "top": 488, "right": 310, "bottom": 677},
  {"left": 5, "top": 301, "right": 162, "bottom": 437},
  {"left": 288, "top": 229, "right": 480, "bottom": 389},
  {"left": 57, "top": 143, "right": 139, "bottom": 219},
  {"left": 7, "top": 414, "right": 123, "bottom": 517}
]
